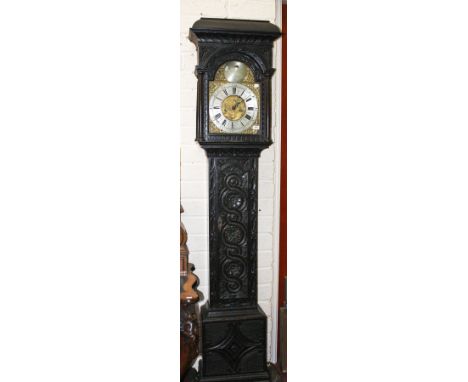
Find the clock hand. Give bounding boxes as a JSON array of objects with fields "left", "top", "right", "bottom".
[{"left": 231, "top": 100, "right": 242, "bottom": 111}]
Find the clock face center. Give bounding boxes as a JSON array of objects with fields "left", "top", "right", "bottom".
[{"left": 221, "top": 95, "right": 246, "bottom": 121}]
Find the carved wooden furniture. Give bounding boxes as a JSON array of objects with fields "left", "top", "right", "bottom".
[
  {"left": 189, "top": 18, "right": 281, "bottom": 382},
  {"left": 180, "top": 205, "right": 200, "bottom": 381}
]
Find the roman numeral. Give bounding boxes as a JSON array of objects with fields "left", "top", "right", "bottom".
[
  {"left": 213, "top": 106, "right": 220, "bottom": 109},
  {"left": 223, "top": 89, "right": 228, "bottom": 96},
  {"left": 248, "top": 107, "right": 254, "bottom": 110},
  {"left": 233, "top": 87, "right": 236, "bottom": 94},
  {"left": 246, "top": 97, "right": 252, "bottom": 102},
  {"left": 215, "top": 113, "right": 221, "bottom": 119},
  {"left": 222, "top": 120, "right": 227, "bottom": 126},
  {"left": 245, "top": 115, "right": 252, "bottom": 120}
]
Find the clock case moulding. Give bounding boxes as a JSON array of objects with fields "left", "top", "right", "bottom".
[{"left": 189, "top": 18, "right": 281, "bottom": 382}]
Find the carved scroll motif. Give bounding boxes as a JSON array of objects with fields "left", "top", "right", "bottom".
[{"left": 209, "top": 157, "right": 258, "bottom": 308}]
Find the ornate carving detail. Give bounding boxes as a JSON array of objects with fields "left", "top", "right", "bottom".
[
  {"left": 181, "top": 302, "right": 199, "bottom": 346},
  {"left": 209, "top": 156, "right": 258, "bottom": 308},
  {"left": 180, "top": 205, "right": 189, "bottom": 262},
  {"left": 181, "top": 206, "right": 200, "bottom": 379},
  {"left": 181, "top": 205, "right": 199, "bottom": 303},
  {"left": 205, "top": 148, "right": 261, "bottom": 158},
  {"left": 194, "top": 35, "right": 276, "bottom": 45},
  {"left": 180, "top": 301, "right": 200, "bottom": 378},
  {"left": 204, "top": 322, "right": 263, "bottom": 374}
]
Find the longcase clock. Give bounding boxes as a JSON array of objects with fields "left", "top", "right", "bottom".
[{"left": 189, "top": 18, "right": 281, "bottom": 382}]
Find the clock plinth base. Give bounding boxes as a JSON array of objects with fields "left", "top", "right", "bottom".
[
  {"left": 199, "top": 303, "right": 271, "bottom": 381},
  {"left": 198, "top": 362, "right": 281, "bottom": 382},
  {"left": 198, "top": 363, "right": 270, "bottom": 382}
]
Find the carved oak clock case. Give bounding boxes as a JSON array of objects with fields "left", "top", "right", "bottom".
[{"left": 189, "top": 18, "right": 281, "bottom": 382}]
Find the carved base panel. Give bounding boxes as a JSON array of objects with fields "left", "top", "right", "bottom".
[
  {"left": 198, "top": 362, "right": 281, "bottom": 382},
  {"left": 199, "top": 303, "right": 270, "bottom": 381},
  {"left": 199, "top": 363, "right": 269, "bottom": 382}
]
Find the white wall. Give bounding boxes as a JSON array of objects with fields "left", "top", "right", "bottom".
[{"left": 180, "top": 0, "right": 281, "bottom": 361}]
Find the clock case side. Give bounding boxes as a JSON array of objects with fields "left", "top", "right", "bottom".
[{"left": 189, "top": 18, "right": 281, "bottom": 151}]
